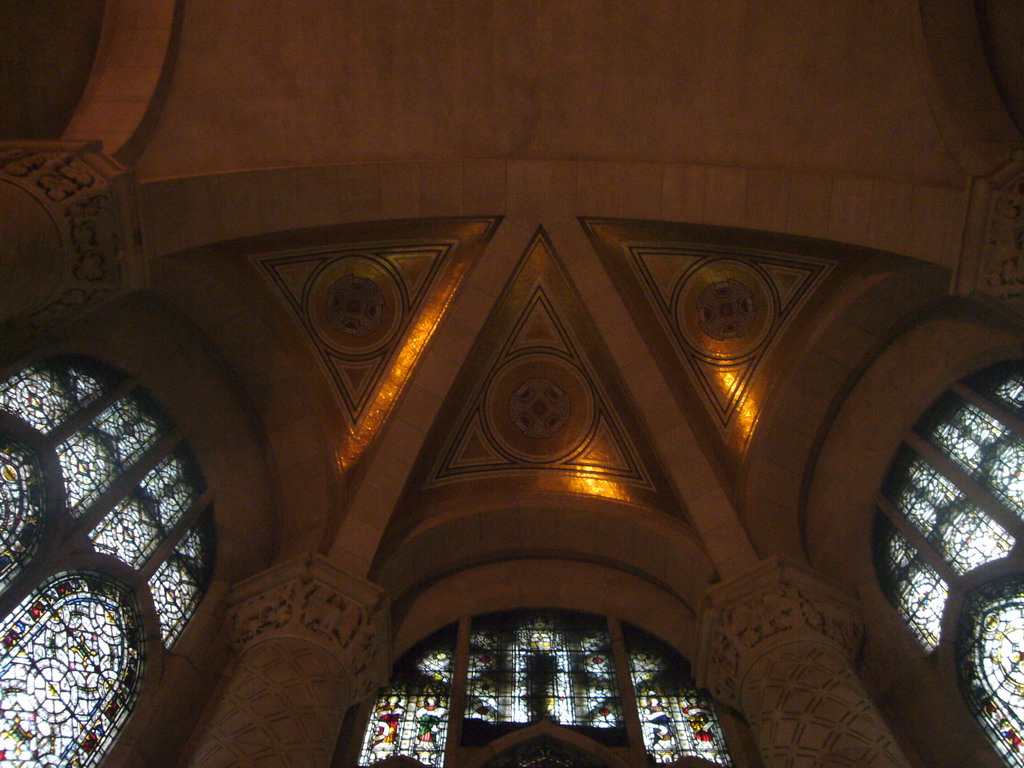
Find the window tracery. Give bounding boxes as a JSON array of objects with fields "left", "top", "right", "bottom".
[
  {"left": 357, "top": 611, "right": 732, "bottom": 768},
  {"left": 0, "top": 356, "right": 216, "bottom": 767},
  {"left": 874, "top": 360, "right": 1024, "bottom": 767}
]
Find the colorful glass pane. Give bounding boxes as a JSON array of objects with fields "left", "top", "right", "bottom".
[
  {"left": 57, "top": 397, "right": 162, "bottom": 515},
  {"left": 959, "top": 577, "right": 1024, "bottom": 768},
  {"left": 0, "top": 572, "right": 142, "bottom": 768},
  {"left": 359, "top": 631, "right": 456, "bottom": 768},
  {"left": 889, "top": 456, "right": 1014, "bottom": 574},
  {"left": 464, "top": 612, "right": 622, "bottom": 730},
  {"left": 0, "top": 364, "right": 103, "bottom": 433},
  {"left": 625, "top": 628, "right": 731, "bottom": 766},
  {"left": 90, "top": 455, "right": 196, "bottom": 569},
  {"left": 0, "top": 440, "right": 44, "bottom": 592},
  {"left": 878, "top": 526, "right": 948, "bottom": 650},
  {"left": 148, "top": 527, "right": 210, "bottom": 646}
]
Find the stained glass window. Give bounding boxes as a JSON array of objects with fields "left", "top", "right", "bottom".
[
  {"left": 58, "top": 396, "right": 162, "bottom": 515},
  {"left": 926, "top": 395, "right": 1024, "bottom": 519},
  {"left": 885, "top": 450, "right": 1014, "bottom": 574},
  {"left": 625, "top": 626, "right": 731, "bottom": 766},
  {"left": 959, "top": 576, "right": 1024, "bottom": 768},
  {"left": 358, "top": 612, "right": 736, "bottom": 768},
  {"left": 0, "top": 571, "right": 143, "bottom": 768},
  {"left": 359, "top": 627, "right": 456, "bottom": 768},
  {"left": 0, "top": 440, "right": 43, "bottom": 591},
  {"left": 875, "top": 521, "right": 948, "bottom": 650},
  {"left": 90, "top": 453, "right": 197, "bottom": 569},
  {"left": 0, "top": 362, "right": 104, "bottom": 433},
  {"left": 464, "top": 611, "right": 622, "bottom": 736},
  {"left": 148, "top": 522, "right": 213, "bottom": 646},
  {"left": 0, "top": 356, "right": 216, "bottom": 768}
]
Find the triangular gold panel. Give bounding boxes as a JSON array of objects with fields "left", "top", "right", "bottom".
[
  {"left": 253, "top": 219, "right": 499, "bottom": 469},
  {"left": 583, "top": 219, "right": 838, "bottom": 451},
  {"left": 422, "top": 229, "right": 675, "bottom": 505}
]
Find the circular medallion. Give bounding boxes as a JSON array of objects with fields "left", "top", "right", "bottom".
[
  {"left": 508, "top": 378, "right": 571, "bottom": 438},
  {"left": 326, "top": 275, "right": 384, "bottom": 337},
  {"left": 675, "top": 260, "right": 774, "bottom": 360},
  {"left": 696, "top": 279, "right": 756, "bottom": 340},
  {"left": 483, "top": 354, "right": 596, "bottom": 463},
  {"left": 308, "top": 256, "right": 402, "bottom": 354}
]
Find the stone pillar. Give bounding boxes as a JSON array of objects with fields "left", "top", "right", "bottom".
[
  {"left": 696, "top": 558, "right": 910, "bottom": 768},
  {"left": 189, "top": 555, "right": 390, "bottom": 768},
  {"left": 0, "top": 141, "right": 138, "bottom": 335}
]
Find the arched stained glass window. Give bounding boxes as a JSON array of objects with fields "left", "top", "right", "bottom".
[
  {"left": 624, "top": 625, "right": 731, "bottom": 766},
  {"left": 0, "top": 439, "right": 43, "bottom": 590},
  {"left": 357, "top": 611, "right": 734, "bottom": 768},
  {"left": 464, "top": 611, "right": 622, "bottom": 735},
  {"left": 959, "top": 576, "right": 1024, "bottom": 767},
  {"left": 873, "top": 360, "right": 1024, "bottom": 767},
  {"left": 0, "top": 355, "right": 217, "bottom": 767},
  {"left": 0, "top": 572, "right": 142, "bottom": 768},
  {"left": 0, "top": 361, "right": 103, "bottom": 433},
  {"left": 359, "top": 626, "right": 456, "bottom": 768}
]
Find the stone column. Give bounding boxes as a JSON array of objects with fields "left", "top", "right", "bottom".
[
  {"left": 0, "top": 141, "right": 138, "bottom": 336},
  {"left": 189, "top": 555, "right": 390, "bottom": 768},
  {"left": 696, "top": 558, "right": 910, "bottom": 768}
]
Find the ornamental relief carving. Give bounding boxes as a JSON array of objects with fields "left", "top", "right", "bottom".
[
  {"left": 229, "top": 566, "right": 389, "bottom": 697},
  {"left": 699, "top": 560, "right": 863, "bottom": 707},
  {"left": 981, "top": 170, "right": 1024, "bottom": 310},
  {"left": 0, "top": 145, "right": 129, "bottom": 328}
]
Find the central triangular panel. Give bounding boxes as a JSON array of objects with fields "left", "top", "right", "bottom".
[{"left": 413, "top": 229, "right": 683, "bottom": 511}]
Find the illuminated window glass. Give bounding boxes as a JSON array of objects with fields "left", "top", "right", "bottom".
[
  {"left": 0, "top": 440, "right": 44, "bottom": 591},
  {"left": 926, "top": 395, "right": 1024, "bottom": 519},
  {"left": 359, "top": 627, "right": 456, "bottom": 768},
  {"left": 875, "top": 521, "right": 948, "bottom": 650},
  {"left": 464, "top": 611, "right": 622, "bottom": 735},
  {"left": 0, "top": 355, "right": 217, "bottom": 767},
  {"left": 58, "top": 396, "right": 162, "bottom": 515},
  {"left": 0, "top": 362, "right": 104, "bottom": 433},
  {"left": 149, "top": 522, "right": 214, "bottom": 646},
  {"left": 90, "top": 453, "right": 197, "bottom": 569},
  {"left": 885, "top": 450, "right": 1014, "bottom": 574},
  {"left": 959, "top": 576, "right": 1024, "bottom": 768},
  {"left": 0, "top": 571, "right": 143, "bottom": 768},
  {"left": 625, "top": 625, "right": 731, "bottom": 766}
]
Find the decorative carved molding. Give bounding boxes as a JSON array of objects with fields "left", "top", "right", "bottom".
[
  {"left": 0, "top": 141, "right": 139, "bottom": 329},
  {"left": 227, "top": 553, "right": 390, "bottom": 700},
  {"left": 696, "top": 557, "right": 863, "bottom": 708},
  {"left": 696, "top": 559, "right": 910, "bottom": 768},
  {"left": 956, "top": 149, "right": 1024, "bottom": 312}
]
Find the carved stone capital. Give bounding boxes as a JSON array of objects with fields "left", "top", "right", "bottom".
[
  {"left": 956, "top": 149, "right": 1024, "bottom": 311},
  {"left": 696, "top": 557, "right": 863, "bottom": 709},
  {"left": 227, "top": 554, "right": 390, "bottom": 700},
  {"left": 0, "top": 141, "right": 140, "bottom": 331}
]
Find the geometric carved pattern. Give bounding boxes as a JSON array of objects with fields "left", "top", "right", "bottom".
[
  {"left": 697, "top": 558, "right": 863, "bottom": 709},
  {"left": 188, "top": 637, "right": 348, "bottom": 768},
  {"left": 228, "top": 555, "right": 390, "bottom": 701},
  {"left": 189, "top": 556, "right": 391, "bottom": 768},
  {"left": 742, "top": 643, "right": 911, "bottom": 768},
  {"left": 697, "top": 559, "right": 909, "bottom": 768},
  {"left": 428, "top": 230, "right": 651, "bottom": 490}
]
